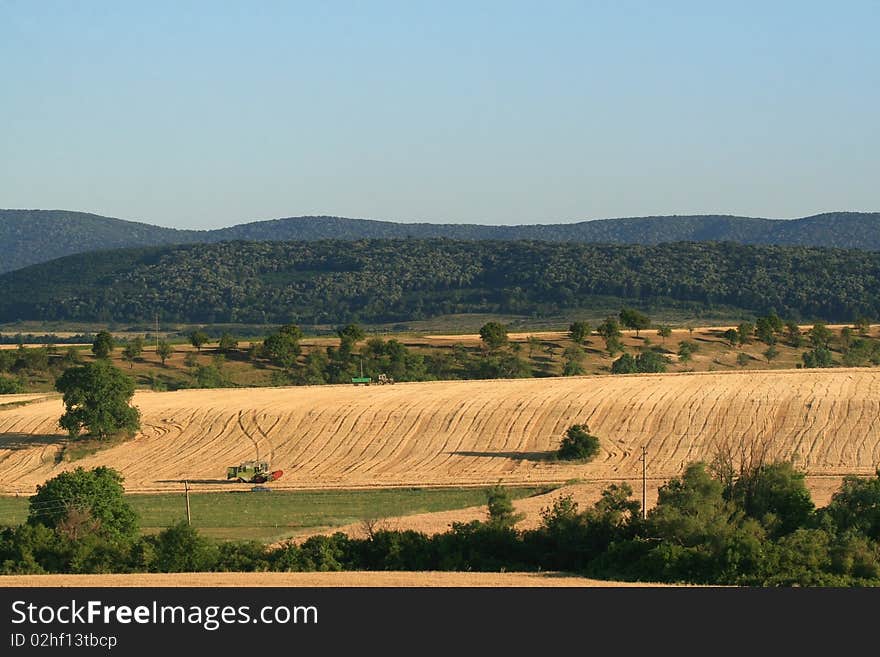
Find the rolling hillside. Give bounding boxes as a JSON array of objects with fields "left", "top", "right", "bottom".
[
  {"left": 1, "top": 239, "right": 879, "bottom": 324},
  {"left": 1, "top": 370, "right": 877, "bottom": 494},
  {"left": 2, "top": 208, "right": 879, "bottom": 273}
]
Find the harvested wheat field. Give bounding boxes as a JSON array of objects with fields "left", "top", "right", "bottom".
[
  {"left": 0, "top": 571, "right": 666, "bottom": 587},
  {"left": 1, "top": 369, "right": 879, "bottom": 500}
]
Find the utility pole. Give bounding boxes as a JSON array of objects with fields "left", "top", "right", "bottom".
[
  {"left": 641, "top": 446, "right": 648, "bottom": 520},
  {"left": 184, "top": 480, "right": 192, "bottom": 525}
]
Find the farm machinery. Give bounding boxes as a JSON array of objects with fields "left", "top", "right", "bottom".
[{"left": 226, "top": 460, "right": 283, "bottom": 484}]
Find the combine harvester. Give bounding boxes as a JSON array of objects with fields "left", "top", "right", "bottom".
[{"left": 226, "top": 460, "right": 283, "bottom": 484}]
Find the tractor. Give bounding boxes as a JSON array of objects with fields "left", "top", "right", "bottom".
[
  {"left": 377, "top": 373, "right": 395, "bottom": 384},
  {"left": 226, "top": 460, "right": 284, "bottom": 484}
]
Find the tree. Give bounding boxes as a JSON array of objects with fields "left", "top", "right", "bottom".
[
  {"left": 763, "top": 345, "right": 779, "bottom": 364},
  {"left": 802, "top": 347, "right": 833, "bottom": 368},
  {"left": 486, "top": 485, "right": 525, "bottom": 529},
  {"left": 91, "top": 331, "right": 115, "bottom": 359},
  {"left": 839, "top": 326, "right": 853, "bottom": 351},
  {"left": 152, "top": 522, "right": 219, "bottom": 572},
  {"left": 337, "top": 323, "right": 365, "bottom": 344},
  {"left": 635, "top": 350, "right": 669, "bottom": 373},
  {"left": 736, "top": 352, "right": 750, "bottom": 367},
  {"left": 568, "top": 321, "right": 591, "bottom": 345},
  {"left": 755, "top": 316, "right": 779, "bottom": 345},
  {"left": 728, "top": 461, "right": 814, "bottom": 537},
  {"left": 558, "top": 424, "right": 601, "bottom": 461},
  {"left": 678, "top": 340, "right": 699, "bottom": 363},
  {"left": 218, "top": 332, "right": 239, "bottom": 353},
  {"left": 611, "top": 352, "right": 637, "bottom": 374},
  {"left": 657, "top": 326, "right": 672, "bottom": 343},
  {"left": 263, "top": 325, "right": 302, "bottom": 369},
  {"left": 737, "top": 322, "right": 754, "bottom": 345},
  {"left": 121, "top": 337, "right": 143, "bottom": 369},
  {"left": 562, "top": 345, "right": 586, "bottom": 376},
  {"left": 189, "top": 330, "right": 209, "bottom": 352},
  {"left": 156, "top": 340, "right": 174, "bottom": 365},
  {"left": 723, "top": 328, "right": 740, "bottom": 347},
  {"left": 785, "top": 321, "right": 804, "bottom": 348},
  {"left": 854, "top": 317, "right": 871, "bottom": 336},
  {"left": 809, "top": 323, "right": 833, "bottom": 348},
  {"left": 27, "top": 466, "right": 139, "bottom": 542},
  {"left": 479, "top": 322, "right": 508, "bottom": 350},
  {"left": 54, "top": 360, "right": 140, "bottom": 440},
  {"left": 619, "top": 308, "right": 650, "bottom": 337},
  {"left": 825, "top": 471, "right": 880, "bottom": 540}
]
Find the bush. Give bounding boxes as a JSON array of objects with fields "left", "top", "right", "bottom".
[{"left": 558, "top": 424, "right": 601, "bottom": 461}]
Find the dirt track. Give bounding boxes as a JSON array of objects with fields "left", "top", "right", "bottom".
[{"left": 1, "top": 369, "right": 878, "bottom": 497}]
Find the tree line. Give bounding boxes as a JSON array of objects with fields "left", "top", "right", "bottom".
[
  {"left": 3, "top": 460, "right": 880, "bottom": 586},
  {"left": 4, "top": 239, "right": 880, "bottom": 324}
]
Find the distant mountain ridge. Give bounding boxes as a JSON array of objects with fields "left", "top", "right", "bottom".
[{"left": 1, "top": 208, "right": 878, "bottom": 273}]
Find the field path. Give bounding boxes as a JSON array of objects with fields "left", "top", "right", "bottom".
[{"left": 1, "top": 369, "right": 879, "bottom": 494}]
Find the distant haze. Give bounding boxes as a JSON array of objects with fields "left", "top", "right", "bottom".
[{"left": 1, "top": 3, "right": 878, "bottom": 228}]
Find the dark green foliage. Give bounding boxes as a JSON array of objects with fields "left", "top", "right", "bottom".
[
  {"left": 809, "top": 322, "right": 833, "bottom": 348},
  {"left": 802, "top": 347, "right": 833, "bottom": 368},
  {"left": 558, "top": 424, "right": 601, "bottom": 461},
  {"left": 568, "top": 321, "right": 591, "bottom": 344},
  {"left": 612, "top": 351, "right": 669, "bottom": 374},
  {"left": 189, "top": 330, "right": 209, "bottom": 352},
  {"left": 91, "top": 331, "right": 114, "bottom": 359},
  {"left": 785, "top": 321, "right": 804, "bottom": 347},
  {"left": 218, "top": 332, "right": 238, "bottom": 353},
  {"left": 737, "top": 322, "right": 754, "bottom": 345},
  {"left": 656, "top": 325, "right": 672, "bottom": 342},
  {"left": 479, "top": 322, "right": 508, "bottom": 350},
  {"left": 156, "top": 340, "right": 173, "bottom": 364},
  {"left": 728, "top": 462, "right": 814, "bottom": 537},
  {"left": 723, "top": 328, "right": 740, "bottom": 347},
  {"left": 151, "top": 522, "right": 219, "bottom": 572},
  {"left": 0, "top": 376, "right": 23, "bottom": 393},
  {"left": 9, "top": 240, "right": 880, "bottom": 325},
  {"left": 121, "top": 337, "right": 143, "bottom": 368},
  {"left": 763, "top": 345, "right": 779, "bottom": 363},
  {"left": 825, "top": 472, "right": 880, "bottom": 540},
  {"left": 261, "top": 324, "right": 303, "bottom": 369},
  {"left": 54, "top": 360, "right": 140, "bottom": 439},
  {"left": 736, "top": 352, "right": 750, "bottom": 367},
  {"left": 562, "top": 345, "right": 585, "bottom": 376},
  {"left": 755, "top": 314, "right": 782, "bottom": 344},
  {"left": 677, "top": 340, "right": 699, "bottom": 363},
  {"left": 28, "top": 467, "right": 139, "bottom": 542},
  {"left": 619, "top": 308, "right": 650, "bottom": 336},
  {"left": 486, "top": 485, "right": 525, "bottom": 529}
]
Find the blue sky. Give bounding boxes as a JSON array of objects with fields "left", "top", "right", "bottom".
[{"left": 1, "top": 1, "right": 877, "bottom": 228}]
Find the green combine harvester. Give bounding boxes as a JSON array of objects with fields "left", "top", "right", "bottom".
[{"left": 226, "top": 460, "right": 283, "bottom": 484}]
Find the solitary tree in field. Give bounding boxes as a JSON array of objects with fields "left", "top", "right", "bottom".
[
  {"left": 526, "top": 335, "right": 541, "bottom": 358},
  {"left": 562, "top": 345, "right": 586, "bottom": 376},
  {"left": 91, "top": 331, "right": 115, "bottom": 359},
  {"left": 785, "top": 321, "right": 804, "bottom": 348},
  {"left": 156, "top": 340, "right": 174, "bottom": 365},
  {"left": 736, "top": 352, "right": 750, "bottom": 367},
  {"left": 723, "top": 328, "right": 740, "bottom": 347},
  {"left": 189, "top": 330, "right": 209, "bottom": 352},
  {"left": 854, "top": 317, "right": 871, "bottom": 336},
  {"left": 558, "top": 424, "right": 601, "bottom": 462},
  {"left": 568, "top": 321, "right": 591, "bottom": 345},
  {"left": 121, "top": 337, "right": 144, "bottom": 369},
  {"left": 809, "top": 322, "right": 833, "bottom": 348},
  {"left": 763, "top": 345, "right": 779, "bottom": 364},
  {"left": 479, "top": 322, "right": 508, "bottom": 350},
  {"left": 737, "top": 322, "right": 754, "bottom": 345},
  {"left": 619, "top": 308, "right": 651, "bottom": 337},
  {"left": 218, "top": 332, "right": 239, "bottom": 353},
  {"left": 55, "top": 360, "right": 140, "bottom": 440},
  {"left": 657, "top": 325, "right": 672, "bottom": 343},
  {"left": 263, "top": 324, "right": 303, "bottom": 369}
]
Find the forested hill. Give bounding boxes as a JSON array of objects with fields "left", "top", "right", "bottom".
[
  {"left": 2, "top": 209, "right": 880, "bottom": 273},
  {"left": 1, "top": 239, "right": 879, "bottom": 324}
]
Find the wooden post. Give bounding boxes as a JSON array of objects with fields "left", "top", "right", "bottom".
[
  {"left": 641, "top": 446, "right": 648, "bottom": 520},
  {"left": 184, "top": 480, "right": 192, "bottom": 525}
]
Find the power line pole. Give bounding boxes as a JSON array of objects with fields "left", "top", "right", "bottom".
[
  {"left": 641, "top": 446, "right": 648, "bottom": 520},
  {"left": 184, "top": 480, "right": 192, "bottom": 525}
]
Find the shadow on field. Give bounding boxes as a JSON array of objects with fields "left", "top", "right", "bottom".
[
  {"left": 156, "top": 479, "right": 231, "bottom": 485},
  {"left": 0, "top": 433, "right": 64, "bottom": 450},
  {"left": 451, "top": 450, "right": 556, "bottom": 462}
]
